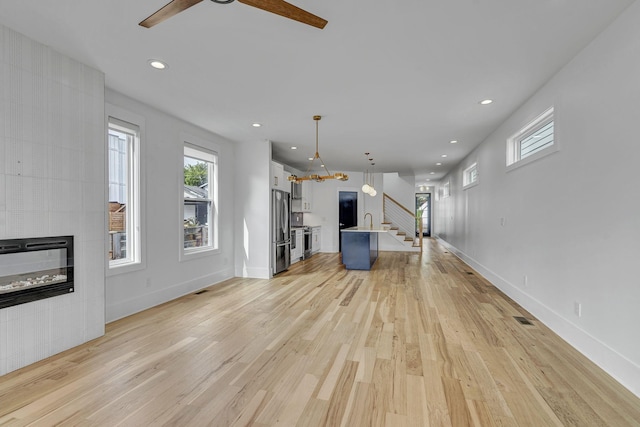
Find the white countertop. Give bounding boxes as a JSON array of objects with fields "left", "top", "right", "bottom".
[{"left": 341, "top": 226, "right": 388, "bottom": 233}]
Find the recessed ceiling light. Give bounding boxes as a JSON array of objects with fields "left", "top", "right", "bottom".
[
  {"left": 426, "top": 179, "right": 431, "bottom": 182},
  {"left": 441, "top": 154, "right": 448, "bottom": 158},
  {"left": 308, "top": 157, "right": 314, "bottom": 161},
  {"left": 450, "top": 140, "right": 458, "bottom": 144},
  {"left": 479, "top": 99, "right": 493, "bottom": 105},
  {"left": 436, "top": 162, "right": 442, "bottom": 166},
  {"left": 291, "top": 146, "right": 297, "bottom": 150},
  {"left": 430, "top": 172, "right": 435, "bottom": 175},
  {"left": 252, "top": 123, "right": 262, "bottom": 127},
  {"left": 148, "top": 59, "right": 167, "bottom": 70}
]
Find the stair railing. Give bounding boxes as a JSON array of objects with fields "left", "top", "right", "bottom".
[{"left": 383, "top": 193, "right": 423, "bottom": 251}]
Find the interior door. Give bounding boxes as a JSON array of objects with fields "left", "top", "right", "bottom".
[{"left": 338, "top": 191, "right": 358, "bottom": 251}]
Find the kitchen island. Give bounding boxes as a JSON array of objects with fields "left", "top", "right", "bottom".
[{"left": 340, "top": 227, "right": 388, "bottom": 270}]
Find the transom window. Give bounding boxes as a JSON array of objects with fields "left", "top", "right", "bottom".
[
  {"left": 182, "top": 143, "right": 218, "bottom": 255},
  {"left": 442, "top": 181, "right": 451, "bottom": 198},
  {"left": 463, "top": 162, "right": 478, "bottom": 188},
  {"left": 507, "top": 107, "right": 556, "bottom": 169}
]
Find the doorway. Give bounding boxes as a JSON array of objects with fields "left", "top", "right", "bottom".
[
  {"left": 338, "top": 191, "right": 358, "bottom": 251},
  {"left": 415, "top": 193, "right": 431, "bottom": 237}
]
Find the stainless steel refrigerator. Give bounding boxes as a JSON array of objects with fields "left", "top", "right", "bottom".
[{"left": 272, "top": 189, "right": 291, "bottom": 275}]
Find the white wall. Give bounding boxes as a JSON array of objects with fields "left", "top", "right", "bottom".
[
  {"left": 0, "top": 25, "right": 105, "bottom": 375},
  {"left": 434, "top": 1, "right": 640, "bottom": 397},
  {"left": 234, "top": 139, "right": 271, "bottom": 278},
  {"left": 305, "top": 172, "right": 382, "bottom": 253},
  {"left": 383, "top": 172, "right": 415, "bottom": 210},
  {"left": 105, "top": 90, "right": 235, "bottom": 322}
]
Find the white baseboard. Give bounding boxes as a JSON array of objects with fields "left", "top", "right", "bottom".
[
  {"left": 106, "top": 267, "right": 234, "bottom": 323},
  {"left": 436, "top": 237, "right": 640, "bottom": 398},
  {"left": 236, "top": 266, "right": 270, "bottom": 279}
]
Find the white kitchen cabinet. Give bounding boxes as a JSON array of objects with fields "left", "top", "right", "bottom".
[
  {"left": 271, "top": 161, "right": 286, "bottom": 191},
  {"left": 292, "top": 181, "right": 313, "bottom": 212},
  {"left": 301, "top": 181, "right": 313, "bottom": 212},
  {"left": 311, "top": 226, "right": 321, "bottom": 253}
]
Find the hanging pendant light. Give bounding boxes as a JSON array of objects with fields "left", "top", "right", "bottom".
[
  {"left": 369, "top": 162, "right": 377, "bottom": 197},
  {"left": 288, "top": 116, "right": 349, "bottom": 183},
  {"left": 361, "top": 153, "right": 376, "bottom": 196},
  {"left": 362, "top": 152, "right": 372, "bottom": 194}
]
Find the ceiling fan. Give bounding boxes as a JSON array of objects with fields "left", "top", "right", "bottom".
[{"left": 139, "top": 0, "right": 327, "bottom": 29}]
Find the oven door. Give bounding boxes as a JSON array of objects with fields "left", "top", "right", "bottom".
[{"left": 303, "top": 230, "right": 312, "bottom": 259}]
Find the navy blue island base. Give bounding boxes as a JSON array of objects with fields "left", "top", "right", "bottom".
[{"left": 341, "top": 229, "right": 380, "bottom": 270}]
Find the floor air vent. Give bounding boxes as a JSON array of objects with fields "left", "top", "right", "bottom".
[
  {"left": 194, "top": 290, "right": 208, "bottom": 295},
  {"left": 514, "top": 316, "right": 533, "bottom": 326}
]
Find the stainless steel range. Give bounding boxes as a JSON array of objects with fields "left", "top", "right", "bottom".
[{"left": 302, "top": 226, "right": 312, "bottom": 260}]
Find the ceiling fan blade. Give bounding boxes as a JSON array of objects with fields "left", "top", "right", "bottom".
[
  {"left": 238, "top": 0, "right": 327, "bottom": 29},
  {"left": 139, "top": 0, "right": 204, "bottom": 28}
]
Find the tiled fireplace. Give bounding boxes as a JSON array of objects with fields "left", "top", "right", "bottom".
[{"left": 0, "top": 23, "right": 105, "bottom": 375}]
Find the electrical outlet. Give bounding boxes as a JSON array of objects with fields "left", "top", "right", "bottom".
[
  {"left": 574, "top": 301, "right": 582, "bottom": 317},
  {"left": 523, "top": 275, "right": 528, "bottom": 287},
  {"left": 500, "top": 217, "right": 506, "bottom": 226}
]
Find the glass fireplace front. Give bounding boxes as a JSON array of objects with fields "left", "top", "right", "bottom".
[{"left": 0, "top": 236, "right": 74, "bottom": 309}]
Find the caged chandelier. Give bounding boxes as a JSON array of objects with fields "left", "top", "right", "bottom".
[{"left": 288, "top": 116, "right": 349, "bottom": 183}]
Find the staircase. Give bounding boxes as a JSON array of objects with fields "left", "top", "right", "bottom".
[{"left": 382, "top": 193, "right": 423, "bottom": 252}]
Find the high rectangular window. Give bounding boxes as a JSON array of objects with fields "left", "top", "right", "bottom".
[
  {"left": 442, "top": 181, "right": 450, "bottom": 198},
  {"left": 182, "top": 143, "right": 218, "bottom": 254},
  {"left": 108, "top": 118, "right": 140, "bottom": 267},
  {"left": 463, "top": 162, "right": 478, "bottom": 188},
  {"left": 507, "top": 107, "right": 556, "bottom": 169}
]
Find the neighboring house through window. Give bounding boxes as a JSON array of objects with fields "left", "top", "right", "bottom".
[
  {"left": 108, "top": 117, "right": 141, "bottom": 267},
  {"left": 182, "top": 142, "right": 218, "bottom": 257}
]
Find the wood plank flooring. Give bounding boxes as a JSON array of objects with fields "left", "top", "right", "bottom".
[{"left": 1, "top": 239, "right": 640, "bottom": 426}]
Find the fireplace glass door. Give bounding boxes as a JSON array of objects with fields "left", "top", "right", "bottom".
[{"left": 0, "top": 236, "right": 74, "bottom": 309}]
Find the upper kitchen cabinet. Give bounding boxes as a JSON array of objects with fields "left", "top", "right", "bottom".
[
  {"left": 292, "top": 180, "right": 313, "bottom": 212},
  {"left": 270, "top": 161, "right": 289, "bottom": 191}
]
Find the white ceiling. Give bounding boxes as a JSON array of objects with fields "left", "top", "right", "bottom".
[{"left": 0, "top": 0, "right": 634, "bottom": 185}]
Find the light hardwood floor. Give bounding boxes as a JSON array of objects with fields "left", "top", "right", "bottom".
[{"left": 1, "top": 239, "right": 640, "bottom": 426}]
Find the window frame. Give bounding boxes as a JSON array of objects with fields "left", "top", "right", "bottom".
[
  {"left": 106, "top": 105, "right": 145, "bottom": 276},
  {"left": 442, "top": 181, "right": 451, "bottom": 198},
  {"left": 462, "top": 162, "right": 478, "bottom": 189},
  {"left": 180, "top": 139, "right": 219, "bottom": 261},
  {"left": 507, "top": 107, "right": 557, "bottom": 171}
]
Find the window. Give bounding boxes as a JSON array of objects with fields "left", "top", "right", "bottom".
[
  {"left": 442, "top": 181, "right": 450, "bottom": 198},
  {"left": 463, "top": 162, "right": 478, "bottom": 189},
  {"left": 507, "top": 107, "right": 556, "bottom": 170},
  {"left": 108, "top": 117, "right": 140, "bottom": 267},
  {"left": 182, "top": 143, "right": 218, "bottom": 255}
]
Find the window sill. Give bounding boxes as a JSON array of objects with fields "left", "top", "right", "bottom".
[
  {"left": 463, "top": 181, "right": 478, "bottom": 190},
  {"left": 506, "top": 144, "right": 559, "bottom": 172},
  {"left": 180, "top": 246, "right": 220, "bottom": 262},
  {"left": 107, "top": 260, "right": 145, "bottom": 277}
]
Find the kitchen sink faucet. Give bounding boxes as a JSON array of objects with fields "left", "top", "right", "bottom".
[{"left": 364, "top": 212, "right": 373, "bottom": 228}]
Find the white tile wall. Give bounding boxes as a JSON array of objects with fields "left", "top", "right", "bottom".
[{"left": 0, "top": 23, "right": 106, "bottom": 376}]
